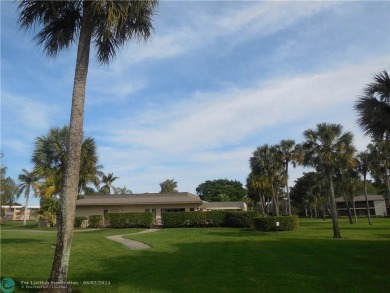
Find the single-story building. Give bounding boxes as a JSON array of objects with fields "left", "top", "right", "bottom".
[
  {"left": 335, "top": 194, "right": 387, "bottom": 216},
  {"left": 1, "top": 205, "right": 40, "bottom": 221},
  {"left": 76, "top": 192, "right": 247, "bottom": 224}
]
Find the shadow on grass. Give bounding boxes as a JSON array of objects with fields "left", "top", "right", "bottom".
[
  {"left": 71, "top": 237, "right": 390, "bottom": 293},
  {"left": 1, "top": 238, "right": 45, "bottom": 244}
]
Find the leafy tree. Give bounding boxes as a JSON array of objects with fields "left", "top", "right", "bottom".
[
  {"left": 196, "top": 179, "right": 247, "bottom": 202},
  {"left": 367, "top": 141, "right": 390, "bottom": 201},
  {"left": 36, "top": 196, "right": 60, "bottom": 227},
  {"left": 16, "top": 169, "right": 40, "bottom": 225},
  {"left": 290, "top": 171, "right": 327, "bottom": 218},
  {"left": 99, "top": 172, "right": 119, "bottom": 194},
  {"left": 355, "top": 70, "right": 390, "bottom": 141},
  {"left": 302, "top": 123, "right": 356, "bottom": 238},
  {"left": 160, "top": 179, "right": 178, "bottom": 193}
]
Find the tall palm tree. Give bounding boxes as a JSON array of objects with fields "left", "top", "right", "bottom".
[
  {"left": 278, "top": 140, "right": 302, "bottom": 215},
  {"left": 99, "top": 172, "right": 119, "bottom": 194},
  {"left": 160, "top": 179, "right": 178, "bottom": 193},
  {"left": 302, "top": 123, "right": 356, "bottom": 238},
  {"left": 356, "top": 151, "right": 372, "bottom": 225},
  {"left": 18, "top": 1, "right": 157, "bottom": 287},
  {"left": 17, "top": 169, "right": 40, "bottom": 225},
  {"left": 355, "top": 70, "right": 390, "bottom": 141}
]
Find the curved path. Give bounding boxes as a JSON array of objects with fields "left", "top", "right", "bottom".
[{"left": 106, "top": 229, "right": 160, "bottom": 250}]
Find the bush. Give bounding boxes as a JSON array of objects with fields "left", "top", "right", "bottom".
[
  {"left": 107, "top": 212, "right": 153, "bottom": 228},
  {"left": 88, "top": 215, "right": 103, "bottom": 228},
  {"left": 162, "top": 211, "right": 228, "bottom": 228},
  {"left": 162, "top": 211, "right": 260, "bottom": 228},
  {"left": 253, "top": 216, "right": 299, "bottom": 232},
  {"left": 74, "top": 216, "right": 88, "bottom": 228},
  {"left": 224, "top": 211, "right": 259, "bottom": 228}
]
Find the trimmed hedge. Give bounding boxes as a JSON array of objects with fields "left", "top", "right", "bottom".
[
  {"left": 107, "top": 212, "right": 154, "bottom": 228},
  {"left": 88, "top": 215, "right": 103, "bottom": 228},
  {"left": 162, "top": 211, "right": 226, "bottom": 228},
  {"left": 224, "top": 211, "right": 259, "bottom": 228},
  {"left": 74, "top": 216, "right": 88, "bottom": 228},
  {"left": 253, "top": 216, "right": 299, "bottom": 232},
  {"left": 162, "top": 211, "right": 260, "bottom": 228}
]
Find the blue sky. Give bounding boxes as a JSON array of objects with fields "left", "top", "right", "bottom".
[{"left": 1, "top": 1, "right": 389, "bottom": 206}]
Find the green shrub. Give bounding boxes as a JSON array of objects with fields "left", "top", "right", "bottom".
[
  {"left": 88, "top": 215, "right": 103, "bottom": 228},
  {"left": 74, "top": 216, "right": 88, "bottom": 228},
  {"left": 107, "top": 212, "right": 153, "bottom": 228},
  {"left": 162, "top": 211, "right": 228, "bottom": 228},
  {"left": 162, "top": 211, "right": 259, "bottom": 228},
  {"left": 224, "top": 211, "right": 260, "bottom": 228},
  {"left": 253, "top": 216, "right": 299, "bottom": 232}
]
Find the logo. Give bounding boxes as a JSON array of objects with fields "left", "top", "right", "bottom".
[{"left": 0, "top": 278, "right": 15, "bottom": 293}]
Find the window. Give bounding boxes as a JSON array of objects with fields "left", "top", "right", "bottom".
[
  {"left": 161, "top": 208, "right": 185, "bottom": 213},
  {"left": 145, "top": 209, "right": 150, "bottom": 213}
]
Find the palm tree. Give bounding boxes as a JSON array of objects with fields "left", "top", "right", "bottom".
[
  {"left": 160, "top": 179, "right": 178, "bottom": 193},
  {"left": 302, "top": 123, "right": 356, "bottom": 238},
  {"left": 17, "top": 169, "right": 40, "bottom": 225},
  {"left": 356, "top": 151, "right": 372, "bottom": 225},
  {"left": 278, "top": 140, "right": 302, "bottom": 215},
  {"left": 355, "top": 70, "right": 390, "bottom": 141},
  {"left": 99, "top": 172, "right": 119, "bottom": 194},
  {"left": 18, "top": 1, "right": 157, "bottom": 287},
  {"left": 32, "top": 126, "right": 102, "bottom": 197},
  {"left": 115, "top": 186, "right": 133, "bottom": 195},
  {"left": 250, "top": 144, "right": 285, "bottom": 216}
]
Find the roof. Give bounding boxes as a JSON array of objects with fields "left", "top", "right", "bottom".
[
  {"left": 76, "top": 192, "right": 204, "bottom": 206},
  {"left": 1, "top": 205, "right": 40, "bottom": 209},
  {"left": 335, "top": 194, "right": 386, "bottom": 203},
  {"left": 200, "top": 201, "right": 247, "bottom": 210}
]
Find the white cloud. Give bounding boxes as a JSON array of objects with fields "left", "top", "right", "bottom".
[
  {"left": 2, "top": 93, "right": 62, "bottom": 133},
  {"left": 92, "top": 58, "right": 385, "bottom": 193}
]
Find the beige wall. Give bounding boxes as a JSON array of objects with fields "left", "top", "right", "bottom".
[
  {"left": 374, "top": 200, "right": 387, "bottom": 216},
  {"left": 76, "top": 203, "right": 202, "bottom": 221}
]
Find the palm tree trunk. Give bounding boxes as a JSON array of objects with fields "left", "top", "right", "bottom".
[
  {"left": 45, "top": 4, "right": 93, "bottom": 292},
  {"left": 23, "top": 186, "right": 30, "bottom": 226},
  {"left": 271, "top": 183, "right": 279, "bottom": 216},
  {"left": 285, "top": 161, "right": 292, "bottom": 215},
  {"left": 363, "top": 174, "right": 372, "bottom": 225},
  {"left": 352, "top": 196, "right": 357, "bottom": 224},
  {"left": 327, "top": 171, "right": 341, "bottom": 238},
  {"left": 342, "top": 190, "right": 353, "bottom": 224}
]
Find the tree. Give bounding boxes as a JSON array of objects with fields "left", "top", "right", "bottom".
[
  {"left": 32, "top": 126, "right": 102, "bottom": 197},
  {"left": 302, "top": 123, "right": 356, "bottom": 238},
  {"left": 246, "top": 173, "right": 270, "bottom": 216},
  {"left": 19, "top": 1, "right": 157, "bottom": 288},
  {"left": 356, "top": 151, "right": 373, "bottom": 225},
  {"left": 355, "top": 70, "right": 390, "bottom": 141},
  {"left": 160, "top": 179, "right": 178, "bottom": 193},
  {"left": 99, "top": 172, "right": 119, "bottom": 194},
  {"left": 290, "top": 172, "right": 327, "bottom": 218},
  {"left": 115, "top": 186, "right": 133, "bottom": 195},
  {"left": 16, "top": 169, "right": 40, "bottom": 225},
  {"left": 367, "top": 141, "right": 390, "bottom": 201},
  {"left": 278, "top": 139, "right": 302, "bottom": 215},
  {"left": 0, "top": 154, "right": 17, "bottom": 206},
  {"left": 196, "top": 179, "right": 247, "bottom": 202},
  {"left": 250, "top": 144, "right": 285, "bottom": 216}
]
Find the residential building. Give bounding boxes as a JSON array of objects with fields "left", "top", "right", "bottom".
[{"left": 335, "top": 194, "right": 387, "bottom": 216}]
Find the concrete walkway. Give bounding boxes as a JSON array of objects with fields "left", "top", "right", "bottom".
[{"left": 106, "top": 229, "right": 160, "bottom": 250}]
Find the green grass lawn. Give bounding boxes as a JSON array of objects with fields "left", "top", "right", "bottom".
[{"left": 1, "top": 218, "right": 389, "bottom": 292}]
